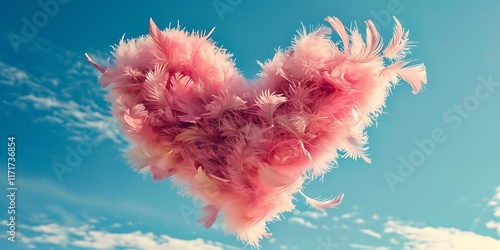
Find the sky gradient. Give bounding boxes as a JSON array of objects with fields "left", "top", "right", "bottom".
[{"left": 1, "top": 0, "right": 500, "bottom": 249}]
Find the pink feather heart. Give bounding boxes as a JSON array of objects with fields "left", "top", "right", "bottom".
[{"left": 86, "top": 16, "right": 426, "bottom": 247}]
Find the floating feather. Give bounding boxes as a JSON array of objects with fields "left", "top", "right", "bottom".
[{"left": 86, "top": 16, "right": 427, "bottom": 247}]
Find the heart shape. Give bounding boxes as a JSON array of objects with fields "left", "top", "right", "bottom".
[{"left": 86, "top": 16, "right": 426, "bottom": 246}]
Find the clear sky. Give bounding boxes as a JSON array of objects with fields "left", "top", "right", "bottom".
[{"left": 1, "top": 0, "right": 500, "bottom": 249}]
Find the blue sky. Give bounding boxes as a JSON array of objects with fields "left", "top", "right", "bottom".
[{"left": 1, "top": 0, "right": 500, "bottom": 249}]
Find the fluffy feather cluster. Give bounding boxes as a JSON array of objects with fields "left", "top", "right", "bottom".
[{"left": 86, "top": 16, "right": 426, "bottom": 247}]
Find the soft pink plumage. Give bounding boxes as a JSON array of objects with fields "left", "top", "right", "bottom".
[{"left": 86, "top": 16, "right": 426, "bottom": 247}]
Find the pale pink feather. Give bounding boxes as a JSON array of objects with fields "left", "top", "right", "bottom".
[
  {"left": 300, "top": 191, "right": 345, "bottom": 212},
  {"left": 86, "top": 16, "right": 427, "bottom": 247},
  {"left": 383, "top": 16, "right": 410, "bottom": 60},
  {"left": 324, "top": 17, "right": 350, "bottom": 54}
]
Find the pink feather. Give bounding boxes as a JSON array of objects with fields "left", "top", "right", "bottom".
[
  {"left": 86, "top": 16, "right": 427, "bottom": 247},
  {"left": 300, "top": 191, "right": 345, "bottom": 212},
  {"left": 198, "top": 205, "right": 219, "bottom": 228},
  {"left": 85, "top": 53, "right": 107, "bottom": 73},
  {"left": 383, "top": 16, "right": 410, "bottom": 60}
]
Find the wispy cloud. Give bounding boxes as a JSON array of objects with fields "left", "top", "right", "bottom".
[
  {"left": 340, "top": 212, "right": 357, "bottom": 220},
  {"left": 389, "top": 238, "right": 399, "bottom": 245},
  {"left": 0, "top": 60, "right": 55, "bottom": 96},
  {"left": 34, "top": 115, "right": 64, "bottom": 124},
  {"left": 288, "top": 217, "right": 317, "bottom": 229},
  {"left": 0, "top": 61, "right": 28, "bottom": 86},
  {"left": 292, "top": 210, "right": 327, "bottom": 220},
  {"left": 354, "top": 218, "right": 365, "bottom": 224},
  {"left": 17, "top": 93, "right": 122, "bottom": 143},
  {"left": 350, "top": 244, "right": 388, "bottom": 250},
  {"left": 384, "top": 220, "right": 500, "bottom": 249},
  {"left": 360, "top": 229, "right": 382, "bottom": 239},
  {"left": 18, "top": 222, "right": 239, "bottom": 250},
  {"left": 485, "top": 186, "right": 500, "bottom": 236},
  {"left": 110, "top": 223, "right": 121, "bottom": 228},
  {"left": 324, "top": 187, "right": 500, "bottom": 249},
  {"left": 0, "top": 39, "right": 124, "bottom": 144},
  {"left": 469, "top": 186, "right": 500, "bottom": 233}
]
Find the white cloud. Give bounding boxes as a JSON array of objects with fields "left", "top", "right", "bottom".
[
  {"left": 288, "top": 217, "right": 317, "bottom": 229},
  {"left": 34, "top": 115, "right": 64, "bottom": 124},
  {"left": 0, "top": 60, "right": 54, "bottom": 96},
  {"left": 0, "top": 46, "right": 123, "bottom": 145},
  {"left": 350, "top": 244, "right": 388, "bottom": 250},
  {"left": 340, "top": 212, "right": 357, "bottom": 219},
  {"left": 0, "top": 61, "right": 28, "bottom": 86},
  {"left": 17, "top": 93, "right": 122, "bottom": 143},
  {"left": 354, "top": 218, "right": 365, "bottom": 224},
  {"left": 293, "top": 210, "right": 327, "bottom": 219},
  {"left": 87, "top": 218, "right": 99, "bottom": 224},
  {"left": 389, "top": 238, "right": 399, "bottom": 245},
  {"left": 3, "top": 99, "right": 28, "bottom": 111},
  {"left": 19, "top": 94, "right": 62, "bottom": 110},
  {"left": 486, "top": 221, "right": 500, "bottom": 235},
  {"left": 486, "top": 186, "right": 500, "bottom": 237},
  {"left": 0, "top": 65, "right": 57, "bottom": 103},
  {"left": 360, "top": 229, "right": 382, "bottom": 239},
  {"left": 384, "top": 220, "right": 500, "bottom": 250},
  {"left": 372, "top": 214, "right": 380, "bottom": 220},
  {"left": 19, "top": 222, "right": 238, "bottom": 250}
]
